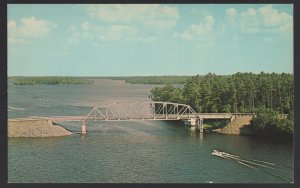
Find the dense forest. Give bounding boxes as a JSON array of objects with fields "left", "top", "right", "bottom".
[
  {"left": 12, "top": 77, "right": 94, "bottom": 85},
  {"left": 150, "top": 72, "right": 294, "bottom": 137},
  {"left": 151, "top": 72, "right": 293, "bottom": 114},
  {"left": 249, "top": 107, "right": 294, "bottom": 138}
]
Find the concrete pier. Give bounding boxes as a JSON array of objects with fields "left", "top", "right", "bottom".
[
  {"left": 81, "top": 123, "right": 87, "bottom": 134},
  {"left": 196, "top": 119, "right": 204, "bottom": 133}
]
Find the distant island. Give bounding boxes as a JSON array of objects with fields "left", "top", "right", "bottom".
[{"left": 12, "top": 77, "right": 94, "bottom": 85}]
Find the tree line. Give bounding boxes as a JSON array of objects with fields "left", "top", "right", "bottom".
[
  {"left": 13, "top": 77, "right": 94, "bottom": 85},
  {"left": 250, "top": 107, "right": 294, "bottom": 138},
  {"left": 112, "top": 76, "right": 190, "bottom": 85},
  {"left": 151, "top": 72, "right": 293, "bottom": 114},
  {"left": 150, "top": 72, "right": 294, "bottom": 137}
]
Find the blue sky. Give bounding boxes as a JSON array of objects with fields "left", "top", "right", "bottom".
[{"left": 7, "top": 4, "right": 293, "bottom": 76}]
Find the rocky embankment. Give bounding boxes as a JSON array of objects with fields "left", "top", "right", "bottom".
[
  {"left": 213, "top": 116, "right": 255, "bottom": 135},
  {"left": 8, "top": 119, "right": 73, "bottom": 137}
]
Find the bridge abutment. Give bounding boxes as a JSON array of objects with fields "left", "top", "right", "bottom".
[{"left": 231, "top": 116, "right": 235, "bottom": 122}]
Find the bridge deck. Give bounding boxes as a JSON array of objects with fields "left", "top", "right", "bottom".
[
  {"left": 27, "top": 101, "right": 287, "bottom": 123},
  {"left": 30, "top": 113, "right": 272, "bottom": 123}
]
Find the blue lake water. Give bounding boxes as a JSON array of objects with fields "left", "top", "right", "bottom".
[{"left": 8, "top": 78, "right": 294, "bottom": 183}]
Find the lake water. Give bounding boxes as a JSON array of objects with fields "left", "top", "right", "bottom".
[{"left": 8, "top": 78, "right": 294, "bottom": 183}]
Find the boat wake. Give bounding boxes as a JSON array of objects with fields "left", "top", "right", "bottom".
[{"left": 212, "top": 150, "right": 294, "bottom": 183}]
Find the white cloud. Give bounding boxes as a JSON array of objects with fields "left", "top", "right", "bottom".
[
  {"left": 66, "top": 4, "right": 179, "bottom": 45},
  {"left": 222, "top": 5, "right": 292, "bottom": 39},
  {"left": 240, "top": 8, "right": 260, "bottom": 33},
  {"left": 176, "top": 15, "right": 215, "bottom": 46},
  {"left": 87, "top": 4, "right": 134, "bottom": 22},
  {"left": 226, "top": 8, "right": 237, "bottom": 17},
  {"left": 258, "top": 5, "right": 293, "bottom": 35},
  {"left": 239, "top": 5, "right": 292, "bottom": 35},
  {"left": 277, "top": 22, "right": 293, "bottom": 34},
  {"left": 86, "top": 4, "right": 179, "bottom": 33},
  {"left": 8, "top": 37, "right": 26, "bottom": 44},
  {"left": 7, "top": 20, "right": 23, "bottom": 44},
  {"left": 144, "top": 20, "right": 177, "bottom": 33},
  {"left": 66, "top": 23, "right": 138, "bottom": 46},
  {"left": 242, "top": 8, "right": 257, "bottom": 17},
  {"left": 159, "top": 6, "right": 180, "bottom": 19},
  {"left": 8, "top": 20, "right": 17, "bottom": 31},
  {"left": 18, "top": 17, "right": 57, "bottom": 38},
  {"left": 95, "top": 25, "right": 138, "bottom": 41},
  {"left": 222, "top": 8, "right": 238, "bottom": 34},
  {"left": 263, "top": 36, "right": 273, "bottom": 43},
  {"left": 7, "top": 17, "right": 57, "bottom": 45},
  {"left": 66, "top": 25, "right": 81, "bottom": 46},
  {"left": 8, "top": 20, "right": 18, "bottom": 44},
  {"left": 258, "top": 5, "right": 292, "bottom": 27}
]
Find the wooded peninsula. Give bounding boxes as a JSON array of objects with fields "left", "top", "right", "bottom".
[{"left": 150, "top": 72, "right": 294, "bottom": 138}]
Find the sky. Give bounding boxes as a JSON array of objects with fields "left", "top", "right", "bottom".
[{"left": 7, "top": 4, "right": 293, "bottom": 76}]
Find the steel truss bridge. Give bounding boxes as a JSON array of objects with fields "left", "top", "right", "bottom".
[
  {"left": 83, "top": 101, "right": 199, "bottom": 122},
  {"left": 79, "top": 101, "right": 202, "bottom": 134},
  {"left": 40, "top": 101, "right": 287, "bottom": 135}
]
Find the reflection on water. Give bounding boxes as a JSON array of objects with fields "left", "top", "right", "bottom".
[{"left": 8, "top": 79, "right": 293, "bottom": 183}]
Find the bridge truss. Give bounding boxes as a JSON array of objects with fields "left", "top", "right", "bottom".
[{"left": 82, "top": 101, "right": 200, "bottom": 124}]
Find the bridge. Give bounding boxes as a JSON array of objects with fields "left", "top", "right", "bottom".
[
  {"left": 40, "top": 101, "right": 281, "bottom": 135},
  {"left": 41, "top": 113, "right": 257, "bottom": 122}
]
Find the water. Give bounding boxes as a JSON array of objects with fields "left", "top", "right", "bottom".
[{"left": 8, "top": 78, "right": 294, "bottom": 183}]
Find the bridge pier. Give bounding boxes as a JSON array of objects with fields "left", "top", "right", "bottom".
[
  {"left": 184, "top": 118, "right": 203, "bottom": 133},
  {"left": 81, "top": 123, "right": 87, "bottom": 135},
  {"left": 231, "top": 116, "right": 235, "bottom": 122},
  {"left": 196, "top": 118, "right": 203, "bottom": 133}
]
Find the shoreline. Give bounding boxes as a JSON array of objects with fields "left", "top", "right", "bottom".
[
  {"left": 8, "top": 118, "right": 73, "bottom": 138},
  {"left": 8, "top": 117, "right": 292, "bottom": 139},
  {"left": 210, "top": 116, "right": 253, "bottom": 135},
  {"left": 8, "top": 117, "right": 250, "bottom": 138}
]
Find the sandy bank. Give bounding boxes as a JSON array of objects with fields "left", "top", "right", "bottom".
[
  {"left": 8, "top": 119, "right": 73, "bottom": 137},
  {"left": 213, "top": 116, "right": 255, "bottom": 135}
]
